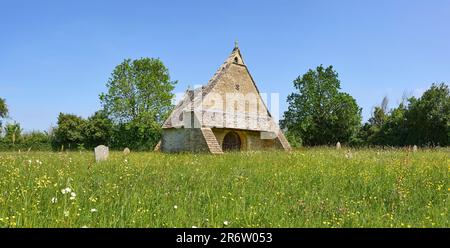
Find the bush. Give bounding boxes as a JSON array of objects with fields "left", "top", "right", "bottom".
[{"left": 0, "top": 131, "right": 52, "bottom": 151}]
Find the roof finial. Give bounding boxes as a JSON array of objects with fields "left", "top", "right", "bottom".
[{"left": 234, "top": 40, "right": 238, "bottom": 49}]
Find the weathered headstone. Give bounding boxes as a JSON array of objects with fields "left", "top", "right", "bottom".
[
  {"left": 94, "top": 145, "right": 109, "bottom": 162},
  {"left": 123, "top": 147, "right": 130, "bottom": 155},
  {"left": 336, "top": 142, "right": 341, "bottom": 150},
  {"left": 413, "top": 145, "right": 418, "bottom": 152}
]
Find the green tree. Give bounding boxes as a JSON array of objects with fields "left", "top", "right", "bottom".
[
  {"left": 21, "top": 131, "right": 52, "bottom": 150},
  {"left": 3, "top": 122, "right": 21, "bottom": 144},
  {"left": 100, "top": 58, "right": 176, "bottom": 150},
  {"left": 111, "top": 114, "right": 162, "bottom": 151},
  {"left": 0, "top": 98, "right": 8, "bottom": 128},
  {"left": 361, "top": 83, "right": 449, "bottom": 147},
  {"left": 100, "top": 58, "right": 176, "bottom": 124},
  {"left": 281, "top": 65, "right": 362, "bottom": 146},
  {"left": 361, "top": 96, "right": 390, "bottom": 145},
  {"left": 84, "top": 111, "right": 113, "bottom": 148},
  {"left": 405, "top": 82, "right": 449, "bottom": 146},
  {"left": 381, "top": 103, "right": 408, "bottom": 146},
  {"left": 53, "top": 113, "right": 87, "bottom": 150}
]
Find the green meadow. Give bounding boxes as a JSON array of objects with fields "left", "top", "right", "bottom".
[{"left": 0, "top": 148, "right": 448, "bottom": 228}]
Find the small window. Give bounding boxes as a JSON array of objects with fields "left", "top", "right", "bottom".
[
  {"left": 234, "top": 57, "right": 238, "bottom": 63},
  {"left": 235, "top": 84, "right": 240, "bottom": 91},
  {"left": 179, "top": 113, "right": 183, "bottom": 121}
]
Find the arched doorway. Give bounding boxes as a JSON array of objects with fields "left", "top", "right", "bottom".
[{"left": 222, "top": 131, "right": 241, "bottom": 151}]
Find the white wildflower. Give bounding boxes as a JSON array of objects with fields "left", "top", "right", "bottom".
[
  {"left": 223, "top": 220, "right": 229, "bottom": 226},
  {"left": 173, "top": 205, "right": 178, "bottom": 210},
  {"left": 28, "top": 160, "right": 32, "bottom": 165},
  {"left": 90, "top": 208, "right": 98, "bottom": 213},
  {"left": 51, "top": 197, "right": 58, "bottom": 204},
  {"left": 64, "top": 210, "right": 69, "bottom": 217},
  {"left": 61, "top": 187, "right": 72, "bottom": 194},
  {"left": 69, "top": 192, "right": 76, "bottom": 200},
  {"left": 192, "top": 226, "right": 198, "bottom": 228}
]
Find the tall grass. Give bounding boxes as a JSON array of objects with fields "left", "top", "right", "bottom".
[{"left": 0, "top": 148, "right": 448, "bottom": 227}]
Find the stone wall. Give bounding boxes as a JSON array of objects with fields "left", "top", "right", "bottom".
[
  {"left": 161, "top": 128, "right": 210, "bottom": 153},
  {"left": 162, "top": 127, "right": 285, "bottom": 153},
  {"left": 211, "top": 128, "right": 284, "bottom": 151}
]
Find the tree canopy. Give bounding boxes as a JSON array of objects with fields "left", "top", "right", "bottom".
[
  {"left": 281, "top": 65, "right": 362, "bottom": 146},
  {"left": 359, "top": 82, "right": 449, "bottom": 147},
  {"left": 0, "top": 98, "right": 8, "bottom": 128},
  {"left": 100, "top": 58, "right": 176, "bottom": 124},
  {"left": 405, "top": 83, "right": 449, "bottom": 146},
  {"left": 99, "top": 58, "right": 177, "bottom": 150},
  {"left": 3, "top": 122, "right": 21, "bottom": 144},
  {"left": 53, "top": 113, "right": 86, "bottom": 150}
]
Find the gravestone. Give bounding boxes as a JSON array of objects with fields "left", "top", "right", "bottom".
[
  {"left": 413, "top": 145, "right": 418, "bottom": 152},
  {"left": 94, "top": 145, "right": 109, "bottom": 162},
  {"left": 123, "top": 147, "right": 130, "bottom": 155},
  {"left": 336, "top": 142, "right": 341, "bottom": 150}
]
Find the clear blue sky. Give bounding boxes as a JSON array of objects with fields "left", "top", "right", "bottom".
[{"left": 1, "top": 0, "right": 449, "bottom": 131}]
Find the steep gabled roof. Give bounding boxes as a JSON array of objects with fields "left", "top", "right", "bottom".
[{"left": 163, "top": 46, "right": 278, "bottom": 132}]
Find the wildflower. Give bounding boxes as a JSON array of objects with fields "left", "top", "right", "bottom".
[
  {"left": 81, "top": 225, "right": 88, "bottom": 228},
  {"left": 124, "top": 159, "right": 128, "bottom": 163},
  {"left": 192, "top": 226, "right": 198, "bottom": 228},
  {"left": 28, "top": 160, "right": 32, "bottom": 165},
  {"left": 64, "top": 210, "right": 69, "bottom": 217},
  {"left": 90, "top": 208, "right": 98, "bottom": 213},
  {"left": 69, "top": 192, "right": 76, "bottom": 200},
  {"left": 51, "top": 197, "right": 58, "bottom": 204},
  {"left": 36, "top": 159, "right": 42, "bottom": 165},
  {"left": 345, "top": 150, "right": 353, "bottom": 159},
  {"left": 223, "top": 221, "right": 229, "bottom": 226},
  {"left": 173, "top": 205, "right": 178, "bottom": 210},
  {"left": 61, "top": 187, "right": 72, "bottom": 194}
]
